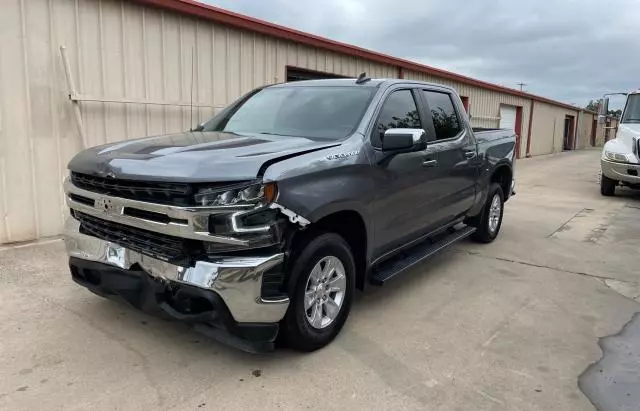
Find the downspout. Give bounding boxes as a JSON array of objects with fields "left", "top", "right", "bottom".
[
  {"left": 397, "top": 66, "right": 404, "bottom": 79},
  {"left": 526, "top": 99, "right": 535, "bottom": 157},
  {"left": 573, "top": 110, "right": 580, "bottom": 150}
]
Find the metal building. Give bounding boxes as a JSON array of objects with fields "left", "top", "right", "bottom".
[{"left": 0, "top": 0, "right": 602, "bottom": 244}]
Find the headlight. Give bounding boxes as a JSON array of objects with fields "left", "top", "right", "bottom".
[
  {"left": 195, "top": 182, "right": 277, "bottom": 207},
  {"left": 604, "top": 150, "right": 631, "bottom": 163}
]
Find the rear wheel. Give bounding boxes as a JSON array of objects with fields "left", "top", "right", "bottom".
[
  {"left": 280, "top": 233, "right": 355, "bottom": 352},
  {"left": 600, "top": 173, "right": 616, "bottom": 196},
  {"left": 470, "top": 183, "right": 504, "bottom": 243}
]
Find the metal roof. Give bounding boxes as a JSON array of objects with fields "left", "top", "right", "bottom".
[{"left": 134, "top": 0, "right": 582, "bottom": 112}]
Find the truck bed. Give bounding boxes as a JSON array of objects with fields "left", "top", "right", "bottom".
[{"left": 473, "top": 128, "right": 517, "bottom": 159}]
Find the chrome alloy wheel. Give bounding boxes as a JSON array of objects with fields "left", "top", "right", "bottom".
[
  {"left": 488, "top": 193, "right": 502, "bottom": 234},
  {"left": 304, "top": 256, "right": 347, "bottom": 329}
]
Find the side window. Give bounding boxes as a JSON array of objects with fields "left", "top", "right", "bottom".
[
  {"left": 422, "top": 90, "right": 462, "bottom": 140},
  {"left": 373, "top": 90, "right": 421, "bottom": 146}
]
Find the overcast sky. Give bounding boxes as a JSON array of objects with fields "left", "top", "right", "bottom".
[{"left": 205, "top": 0, "right": 639, "bottom": 109}]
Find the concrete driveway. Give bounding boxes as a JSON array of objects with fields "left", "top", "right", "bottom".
[{"left": 1, "top": 149, "right": 639, "bottom": 410}]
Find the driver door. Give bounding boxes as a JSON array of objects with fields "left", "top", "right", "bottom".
[{"left": 371, "top": 87, "right": 444, "bottom": 258}]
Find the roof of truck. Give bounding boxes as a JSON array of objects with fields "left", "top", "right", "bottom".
[
  {"left": 270, "top": 78, "right": 455, "bottom": 90},
  {"left": 271, "top": 78, "right": 386, "bottom": 88}
]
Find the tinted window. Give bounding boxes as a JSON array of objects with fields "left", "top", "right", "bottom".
[
  {"left": 201, "top": 86, "right": 375, "bottom": 140},
  {"left": 373, "top": 90, "right": 421, "bottom": 146},
  {"left": 422, "top": 91, "right": 462, "bottom": 140}
]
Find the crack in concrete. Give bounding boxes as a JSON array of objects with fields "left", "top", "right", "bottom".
[
  {"left": 457, "top": 249, "right": 620, "bottom": 282},
  {"left": 457, "top": 249, "right": 640, "bottom": 303},
  {"left": 547, "top": 208, "right": 591, "bottom": 238}
]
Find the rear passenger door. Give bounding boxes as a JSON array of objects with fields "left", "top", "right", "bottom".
[{"left": 420, "top": 90, "right": 477, "bottom": 225}]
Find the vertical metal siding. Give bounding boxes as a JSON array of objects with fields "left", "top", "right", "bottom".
[
  {"left": 0, "top": 0, "right": 399, "bottom": 243},
  {"left": 0, "top": 0, "right": 589, "bottom": 244},
  {"left": 528, "top": 101, "right": 579, "bottom": 156},
  {"left": 576, "top": 112, "right": 594, "bottom": 149}
]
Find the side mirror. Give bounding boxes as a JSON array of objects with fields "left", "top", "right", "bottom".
[
  {"left": 381, "top": 128, "right": 426, "bottom": 151},
  {"left": 597, "top": 97, "right": 609, "bottom": 124}
]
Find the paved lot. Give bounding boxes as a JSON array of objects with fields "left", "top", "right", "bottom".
[{"left": 1, "top": 149, "right": 639, "bottom": 410}]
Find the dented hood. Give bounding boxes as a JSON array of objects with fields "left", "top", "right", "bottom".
[{"left": 67, "top": 131, "right": 338, "bottom": 182}]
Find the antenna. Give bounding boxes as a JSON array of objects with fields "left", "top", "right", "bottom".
[
  {"left": 356, "top": 72, "right": 371, "bottom": 84},
  {"left": 190, "top": 46, "right": 195, "bottom": 131},
  {"left": 516, "top": 82, "right": 527, "bottom": 91}
]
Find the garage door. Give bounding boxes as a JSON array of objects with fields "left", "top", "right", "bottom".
[{"left": 500, "top": 105, "right": 517, "bottom": 131}]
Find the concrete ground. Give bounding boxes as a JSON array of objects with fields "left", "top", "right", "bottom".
[{"left": 1, "top": 149, "right": 639, "bottom": 410}]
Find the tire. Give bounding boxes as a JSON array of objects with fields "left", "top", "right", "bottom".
[
  {"left": 471, "top": 183, "right": 504, "bottom": 243},
  {"left": 600, "top": 173, "right": 616, "bottom": 196},
  {"left": 280, "top": 232, "right": 355, "bottom": 352}
]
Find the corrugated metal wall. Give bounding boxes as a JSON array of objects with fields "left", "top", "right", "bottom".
[
  {"left": 0, "top": 0, "right": 397, "bottom": 244},
  {"left": 0, "top": 0, "right": 597, "bottom": 244},
  {"left": 404, "top": 69, "right": 533, "bottom": 158},
  {"left": 576, "top": 112, "right": 596, "bottom": 149},
  {"left": 528, "top": 101, "right": 578, "bottom": 156}
]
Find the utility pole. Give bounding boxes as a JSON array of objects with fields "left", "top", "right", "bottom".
[{"left": 516, "top": 82, "right": 527, "bottom": 91}]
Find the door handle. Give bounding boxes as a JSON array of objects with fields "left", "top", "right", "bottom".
[
  {"left": 464, "top": 151, "right": 476, "bottom": 159},
  {"left": 422, "top": 159, "right": 438, "bottom": 168}
]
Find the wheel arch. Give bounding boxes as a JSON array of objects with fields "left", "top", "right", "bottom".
[{"left": 290, "top": 208, "right": 369, "bottom": 291}]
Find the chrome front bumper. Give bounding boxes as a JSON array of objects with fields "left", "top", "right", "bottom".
[
  {"left": 63, "top": 217, "right": 289, "bottom": 323},
  {"left": 601, "top": 159, "right": 640, "bottom": 184}
]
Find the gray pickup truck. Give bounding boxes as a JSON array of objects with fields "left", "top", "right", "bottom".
[{"left": 63, "top": 77, "right": 516, "bottom": 352}]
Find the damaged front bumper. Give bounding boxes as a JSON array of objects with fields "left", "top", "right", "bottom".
[{"left": 64, "top": 217, "right": 290, "bottom": 351}]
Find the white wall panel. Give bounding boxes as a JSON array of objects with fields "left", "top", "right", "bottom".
[{"left": 528, "top": 101, "right": 578, "bottom": 156}]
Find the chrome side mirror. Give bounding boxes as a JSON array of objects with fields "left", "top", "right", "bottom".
[{"left": 381, "top": 128, "right": 426, "bottom": 151}]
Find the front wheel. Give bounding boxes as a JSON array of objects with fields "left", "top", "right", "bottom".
[
  {"left": 280, "top": 233, "right": 355, "bottom": 352},
  {"left": 470, "top": 183, "right": 504, "bottom": 243},
  {"left": 600, "top": 173, "right": 616, "bottom": 196}
]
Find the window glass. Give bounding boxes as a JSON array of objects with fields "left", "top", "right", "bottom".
[
  {"left": 201, "top": 86, "right": 374, "bottom": 140},
  {"left": 373, "top": 90, "right": 421, "bottom": 145},
  {"left": 422, "top": 91, "right": 462, "bottom": 140},
  {"left": 621, "top": 94, "right": 640, "bottom": 123}
]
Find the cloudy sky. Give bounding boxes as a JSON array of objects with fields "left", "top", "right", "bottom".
[{"left": 204, "top": 0, "right": 639, "bottom": 109}]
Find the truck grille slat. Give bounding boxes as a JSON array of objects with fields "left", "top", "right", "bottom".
[
  {"left": 71, "top": 172, "right": 247, "bottom": 206},
  {"left": 71, "top": 172, "right": 193, "bottom": 206},
  {"left": 76, "top": 212, "right": 202, "bottom": 263}
]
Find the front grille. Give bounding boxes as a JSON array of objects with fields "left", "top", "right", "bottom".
[
  {"left": 71, "top": 172, "right": 194, "bottom": 206},
  {"left": 76, "top": 212, "right": 203, "bottom": 264}
]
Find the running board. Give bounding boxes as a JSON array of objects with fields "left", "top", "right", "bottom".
[{"left": 369, "top": 225, "right": 476, "bottom": 286}]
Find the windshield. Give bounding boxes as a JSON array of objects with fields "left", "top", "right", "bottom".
[
  {"left": 621, "top": 94, "right": 640, "bottom": 123},
  {"left": 201, "top": 86, "right": 374, "bottom": 140}
]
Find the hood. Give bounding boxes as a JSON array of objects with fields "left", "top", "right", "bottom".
[{"left": 68, "top": 131, "right": 339, "bottom": 182}]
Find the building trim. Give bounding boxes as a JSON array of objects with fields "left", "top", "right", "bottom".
[
  {"left": 526, "top": 100, "right": 535, "bottom": 157},
  {"left": 133, "top": 0, "right": 581, "bottom": 111},
  {"left": 515, "top": 106, "right": 523, "bottom": 159}
]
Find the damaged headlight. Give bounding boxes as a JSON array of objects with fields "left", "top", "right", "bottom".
[
  {"left": 195, "top": 182, "right": 277, "bottom": 207},
  {"left": 205, "top": 208, "right": 283, "bottom": 253}
]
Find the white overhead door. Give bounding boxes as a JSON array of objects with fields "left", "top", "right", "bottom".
[{"left": 500, "top": 105, "right": 517, "bottom": 131}]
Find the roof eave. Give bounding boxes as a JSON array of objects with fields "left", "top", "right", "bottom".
[{"left": 132, "top": 0, "right": 581, "bottom": 112}]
